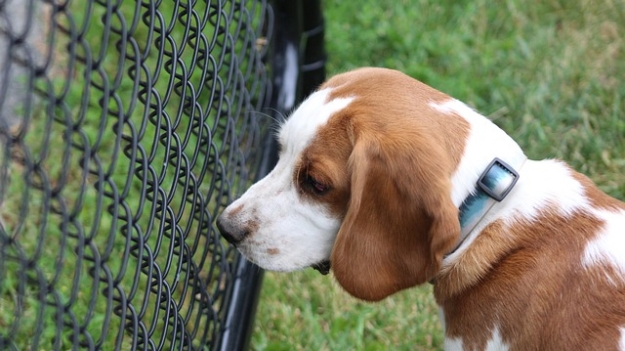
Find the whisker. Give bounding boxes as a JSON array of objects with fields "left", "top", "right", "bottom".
[
  {"left": 248, "top": 108, "right": 288, "bottom": 124},
  {"left": 247, "top": 109, "right": 287, "bottom": 138},
  {"left": 264, "top": 107, "right": 289, "bottom": 124}
]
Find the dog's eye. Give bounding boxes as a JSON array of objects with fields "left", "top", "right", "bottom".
[{"left": 305, "top": 174, "right": 329, "bottom": 195}]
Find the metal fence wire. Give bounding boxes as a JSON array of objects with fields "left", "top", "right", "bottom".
[{"left": 0, "top": 0, "right": 325, "bottom": 350}]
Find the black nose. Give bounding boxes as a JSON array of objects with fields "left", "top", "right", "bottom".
[{"left": 216, "top": 214, "right": 248, "bottom": 244}]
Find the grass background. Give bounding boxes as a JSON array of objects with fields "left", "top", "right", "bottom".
[{"left": 251, "top": 0, "right": 625, "bottom": 350}]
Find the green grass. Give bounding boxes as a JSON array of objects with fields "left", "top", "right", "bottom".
[{"left": 252, "top": 0, "right": 625, "bottom": 350}]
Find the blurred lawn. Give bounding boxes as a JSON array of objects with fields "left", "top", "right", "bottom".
[{"left": 252, "top": 0, "right": 625, "bottom": 350}]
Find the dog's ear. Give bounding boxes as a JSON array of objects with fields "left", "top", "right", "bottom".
[{"left": 331, "top": 134, "right": 460, "bottom": 301}]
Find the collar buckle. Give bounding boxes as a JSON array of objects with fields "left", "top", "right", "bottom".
[{"left": 476, "top": 157, "right": 520, "bottom": 202}]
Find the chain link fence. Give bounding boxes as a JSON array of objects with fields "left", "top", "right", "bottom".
[{"left": 0, "top": 0, "right": 325, "bottom": 349}]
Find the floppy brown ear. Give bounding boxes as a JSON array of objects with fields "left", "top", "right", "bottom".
[{"left": 331, "top": 134, "right": 460, "bottom": 302}]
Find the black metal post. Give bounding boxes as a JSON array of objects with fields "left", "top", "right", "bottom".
[{"left": 216, "top": 1, "right": 326, "bottom": 350}]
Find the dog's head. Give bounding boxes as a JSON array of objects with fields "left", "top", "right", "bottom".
[{"left": 217, "top": 68, "right": 469, "bottom": 301}]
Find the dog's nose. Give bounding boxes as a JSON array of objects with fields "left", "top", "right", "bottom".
[{"left": 216, "top": 214, "right": 248, "bottom": 244}]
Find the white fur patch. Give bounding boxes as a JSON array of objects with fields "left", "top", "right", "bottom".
[
  {"left": 494, "top": 159, "right": 590, "bottom": 223},
  {"left": 619, "top": 327, "right": 625, "bottom": 351},
  {"left": 429, "top": 99, "right": 526, "bottom": 208},
  {"left": 278, "top": 89, "right": 354, "bottom": 158},
  {"left": 219, "top": 88, "right": 354, "bottom": 271},
  {"left": 582, "top": 209, "right": 625, "bottom": 284},
  {"left": 485, "top": 327, "right": 509, "bottom": 351},
  {"left": 444, "top": 327, "right": 509, "bottom": 351},
  {"left": 444, "top": 337, "right": 464, "bottom": 351},
  {"left": 433, "top": 98, "right": 591, "bottom": 265}
]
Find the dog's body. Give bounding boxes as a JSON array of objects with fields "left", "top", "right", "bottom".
[{"left": 217, "top": 68, "right": 625, "bottom": 350}]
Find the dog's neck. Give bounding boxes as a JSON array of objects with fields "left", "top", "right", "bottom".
[{"left": 430, "top": 99, "right": 527, "bottom": 255}]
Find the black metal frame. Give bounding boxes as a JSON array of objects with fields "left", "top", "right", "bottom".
[{"left": 217, "top": 1, "right": 326, "bottom": 350}]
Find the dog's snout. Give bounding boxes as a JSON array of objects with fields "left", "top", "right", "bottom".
[{"left": 216, "top": 214, "right": 249, "bottom": 244}]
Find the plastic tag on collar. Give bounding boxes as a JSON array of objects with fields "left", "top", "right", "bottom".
[{"left": 476, "top": 157, "right": 519, "bottom": 202}]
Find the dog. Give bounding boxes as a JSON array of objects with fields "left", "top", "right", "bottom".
[{"left": 217, "top": 67, "right": 625, "bottom": 350}]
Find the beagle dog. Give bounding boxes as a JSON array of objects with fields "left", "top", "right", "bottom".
[{"left": 217, "top": 67, "right": 625, "bottom": 350}]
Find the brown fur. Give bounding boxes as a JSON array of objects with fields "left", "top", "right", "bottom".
[
  {"left": 293, "top": 68, "right": 470, "bottom": 301},
  {"left": 435, "top": 197, "right": 625, "bottom": 350},
  {"left": 295, "top": 68, "right": 625, "bottom": 348}
]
